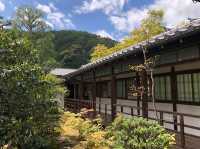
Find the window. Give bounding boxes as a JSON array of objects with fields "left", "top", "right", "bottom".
[
  {"left": 154, "top": 76, "right": 171, "bottom": 101},
  {"left": 177, "top": 72, "right": 200, "bottom": 102},
  {"left": 158, "top": 52, "right": 177, "bottom": 65},
  {"left": 96, "top": 67, "right": 111, "bottom": 77},
  {"left": 114, "top": 64, "right": 129, "bottom": 74},
  {"left": 117, "top": 80, "right": 126, "bottom": 98},
  {"left": 127, "top": 78, "right": 138, "bottom": 99},
  {"left": 177, "top": 46, "right": 199, "bottom": 62},
  {"left": 157, "top": 46, "right": 199, "bottom": 65},
  {"left": 96, "top": 82, "right": 111, "bottom": 98},
  {"left": 193, "top": 73, "right": 200, "bottom": 102}
]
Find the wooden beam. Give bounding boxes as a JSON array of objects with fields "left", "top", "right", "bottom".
[{"left": 111, "top": 65, "right": 117, "bottom": 120}]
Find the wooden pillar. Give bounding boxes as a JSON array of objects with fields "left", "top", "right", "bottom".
[
  {"left": 140, "top": 69, "right": 148, "bottom": 118},
  {"left": 111, "top": 65, "right": 117, "bottom": 120},
  {"left": 92, "top": 70, "right": 96, "bottom": 111},
  {"left": 136, "top": 72, "right": 141, "bottom": 115},
  {"left": 80, "top": 75, "right": 84, "bottom": 100},
  {"left": 171, "top": 67, "right": 178, "bottom": 131},
  {"left": 73, "top": 84, "right": 76, "bottom": 99}
]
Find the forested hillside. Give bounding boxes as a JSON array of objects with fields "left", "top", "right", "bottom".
[{"left": 52, "top": 30, "right": 117, "bottom": 68}]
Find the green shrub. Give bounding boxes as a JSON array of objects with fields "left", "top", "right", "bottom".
[
  {"left": 106, "top": 115, "right": 175, "bottom": 149},
  {"left": 0, "top": 29, "right": 62, "bottom": 149}
]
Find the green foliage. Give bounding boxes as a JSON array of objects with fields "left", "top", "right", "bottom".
[
  {"left": 12, "top": 6, "right": 49, "bottom": 33},
  {"left": 90, "top": 44, "right": 110, "bottom": 62},
  {"left": 59, "top": 111, "right": 110, "bottom": 149},
  {"left": 12, "top": 6, "right": 58, "bottom": 71},
  {"left": 90, "top": 9, "right": 165, "bottom": 61},
  {"left": 62, "top": 111, "right": 102, "bottom": 139},
  {"left": 9, "top": 6, "right": 117, "bottom": 69},
  {"left": 0, "top": 30, "right": 62, "bottom": 149},
  {"left": 107, "top": 115, "right": 175, "bottom": 149},
  {"left": 52, "top": 30, "right": 117, "bottom": 68}
]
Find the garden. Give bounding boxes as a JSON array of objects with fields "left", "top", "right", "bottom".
[
  {"left": 0, "top": 5, "right": 176, "bottom": 149},
  {"left": 58, "top": 110, "right": 175, "bottom": 149}
]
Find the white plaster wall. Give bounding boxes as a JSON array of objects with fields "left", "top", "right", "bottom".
[
  {"left": 148, "top": 102, "right": 174, "bottom": 130},
  {"left": 96, "top": 97, "right": 200, "bottom": 137},
  {"left": 177, "top": 104, "right": 200, "bottom": 136},
  {"left": 96, "top": 97, "right": 111, "bottom": 114},
  {"left": 117, "top": 99, "right": 138, "bottom": 117}
]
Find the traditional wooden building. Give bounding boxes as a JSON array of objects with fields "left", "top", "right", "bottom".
[{"left": 62, "top": 18, "right": 200, "bottom": 148}]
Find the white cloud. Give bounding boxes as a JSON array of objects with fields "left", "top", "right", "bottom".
[
  {"left": 76, "top": 0, "right": 200, "bottom": 33},
  {"left": 151, "top": 0, "right": 200, "bottom": 28},
  {"left": 110, "top": 8, "right": 148, "bottom": 32},
  {"left": 75, "top": 0, "right": 128, "bottom": 15},
  {"left": 109, "top": 0, "right": 200, "bottom": 32},
  {"left": 37, "top": 3, "right": 75, "bottom": 29},
  {"left": 0, "top": 1, "right": 5, "bottom": 12},
  {"left": 37, "top": 4, "right": 51, "bottom": 14},
  {"left": 44, "top": 20, "right": 54, "bottom": 28},
  {"left": 95, "top": 30, "right": 115, "bottom": 40}
]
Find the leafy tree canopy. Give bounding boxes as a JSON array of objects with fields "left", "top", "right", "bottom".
[
  {"left": 90, "top": 9, "right": 165, "bottom": 62},
  {"left": 90, "top": 44, "right": 110, "bottom": 62},
  {"left": 12, "top": 6, "right": 57, "bottom": 71},
  {"left": 12, "top": 6, "right": 49, "bottom": 33},
  {"left": 52, "top": 30, "right": 117, "bottom": 68},
  {"left": 0, "top": 29, "right": 62, "bottom": 149}
]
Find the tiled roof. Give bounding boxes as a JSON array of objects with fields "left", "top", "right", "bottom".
[
  {"left": 50, "top": 68, "right": 77, "bottom": 77},
  {"left": 66, "top": 18, "right": 200, "bottom": 78}
]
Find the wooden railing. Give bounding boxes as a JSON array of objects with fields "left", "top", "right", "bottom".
[
  {"left": 64, "top": 98, "right": 94, "bottom": 112},
  {"left": 64, "top": 98, "right": 200, "bottom": 148}
]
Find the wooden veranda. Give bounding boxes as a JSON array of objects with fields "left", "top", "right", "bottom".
[{"left": 64, "top": 98, "right": 200, "bottom": 149}]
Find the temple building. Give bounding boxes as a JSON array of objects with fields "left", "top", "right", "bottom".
[{"left": 54, "top": 18, "right": 200, "bottom": 148}]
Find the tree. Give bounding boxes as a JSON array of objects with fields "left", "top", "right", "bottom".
[
  {"left": 90, "top": 44, "right": 110, "bottom": 62},
  {"left": 52, "top": 30, "right": 117, "bottom": 68},
  {"left": 12, "top": 6, "right": 57, "bottom": 71},
  {"left": 60, "top": 44, "right": 87, "bottom": 68},
  {"left": 123, "top": 9, "right": 165, "bottom": 47},
  {"left": 129, "top": 9, "right": 165, "bottom": 119},
  {"left": 0, "top": 30, "right": 62, "bottom": 148},
  {"left": 90, "top": 9, "right": 165, "bottom": 60},
  {"left": 12, "top": 6, "right": 48, "bottom": 34}
]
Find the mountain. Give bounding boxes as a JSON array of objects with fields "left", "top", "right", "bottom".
[{"left": 52, "top": 30, "right": 117, "bottom": 68}]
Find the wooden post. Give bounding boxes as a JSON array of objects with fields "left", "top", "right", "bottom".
[
  {"left": 99, "top": 100, "right": 101, "bottom": 114},
  {"left": 92, "top": 70, "right": 96, "bottom": 111},
  {"left": 160, "top": 111, "right": 164, "bottom": 126},
  {"left": 80, "top": 75, "right": 84, "bottom": 100},
  {"left": 121, "top": 106, "right": 124, "bottom": 113},
  {"left": 180, "top": 115, "right": 185, "bottom": 148},
  {"left": 140, "top": 69, "right": 148, "bottom": 118},
  {"left": 111, "top": 65, "right": 117, "bottom": 120},
  {"left": 131, "top": 107, "right": 134, "bottom": 116},
  {"left": 73, "top": 84, "right": 76, "bottom": 99},
  {"left": 171, "top": 67, "right": 178, "bottom": 131},
  {"left": 79, "top": 75, "right": 84, "bottom": 110},
  {"left": 136, "top": 72, "right": 141, "bottom": 115},
  {"left": 105, "top": 104, "right": 107, "bottom": 121}
]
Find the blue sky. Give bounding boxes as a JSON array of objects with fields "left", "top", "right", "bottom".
[{"left": 0, "top": 0, "right": 200, "bottom": 40}]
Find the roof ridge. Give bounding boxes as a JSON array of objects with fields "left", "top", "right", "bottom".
[{"left": 67, "top": 18, "right": 200, "bottom": 77}]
